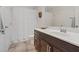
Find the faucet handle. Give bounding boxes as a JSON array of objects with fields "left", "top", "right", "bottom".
[
  {"left": 5, "top": 26, "right": 8, "bottom": 28},
  {"left": 75, "top": 25, "right": 79, "bottom": 28},
  {"left": 60, "top": 25, "right": 63, "bottom": 27}
]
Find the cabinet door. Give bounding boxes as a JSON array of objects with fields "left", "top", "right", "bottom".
[
  {"left": 34, "top": 31, "right": 40, "bottom": 51},
  {"left": 41, "top": 40, "right": 52, "bottom": 52},
  {"left": 41, "top": 40, "right": 47, "bottom": 52},
  {"left": 34, "top": 39, "right": 41, "bottom": 52},
  {"left": 53, "top": 47, "right": 62, "bottom": 52}
]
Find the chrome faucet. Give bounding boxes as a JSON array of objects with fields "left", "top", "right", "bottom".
[
  {"left": 69, "top": 16, "right": 77, "bottom": 28},
  {"left": 60, "top": 25, "right": 66, "bottom": 33},
  {"left": 71, "top": 16, "right": 75, "bottom": 28}
]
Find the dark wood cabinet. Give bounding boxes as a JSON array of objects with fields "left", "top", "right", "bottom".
[
  {"left": 40, "top": 39, "right": 47, "bottom": 52},
  {"left": 34, "top": 30, "right": 52, "bottom": 52},
  {"left": 34, "top": 30, "right": 79, "bottom": 52},
  {"left": 34, "top": 39, "right": 41, "bottom": 52},
  {"left": 40, "top": 39, "right": 52, "bottom": 52},
  {"left": 53, "top": 47, "right": 62, "bottom": 52},
  {"left": 34, "top": 32, "right": 41, "bottom": 52}
]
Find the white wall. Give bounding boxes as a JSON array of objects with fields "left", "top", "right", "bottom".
[
  {"left": 36, "top": 7, "right": 53, "bottom": 28},
  {"left": 75, "top": 7, "right": 79, "bottom": 26}
]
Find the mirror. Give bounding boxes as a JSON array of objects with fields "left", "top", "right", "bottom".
[{"left": 50, "top": 6, "right": 79, "bottom": 28}]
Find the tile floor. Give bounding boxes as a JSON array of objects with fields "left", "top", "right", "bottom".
[{"left": 8, "top": 39, "right": 36, "bottom": 52}]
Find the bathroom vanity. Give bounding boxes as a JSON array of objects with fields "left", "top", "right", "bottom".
[{"left": 34, "top": 28, "right": 79, "bottom": 52}]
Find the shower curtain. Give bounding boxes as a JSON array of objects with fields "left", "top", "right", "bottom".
[{"left": 11, "top": 7, "right": 37, "bottom": 42}]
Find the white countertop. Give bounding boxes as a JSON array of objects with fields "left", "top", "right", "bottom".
[{"left": 35, "top": 28, "right": 79, "bottom": 47}]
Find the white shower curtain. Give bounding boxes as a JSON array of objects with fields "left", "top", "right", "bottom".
[{"left": 12, "top": 7, "right": 37, "bottom": 42}]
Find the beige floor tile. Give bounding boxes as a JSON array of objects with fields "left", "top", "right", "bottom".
[{"left": 8, "top": 39, "right": 36, "bottom": 52}]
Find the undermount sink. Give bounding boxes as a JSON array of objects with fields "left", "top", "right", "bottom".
[
  {"left": 44, "top": 28, "right": 79, "bottom": 37},
  {"left": 44, "top": 28, "right": 66, "bottom": 34}
]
